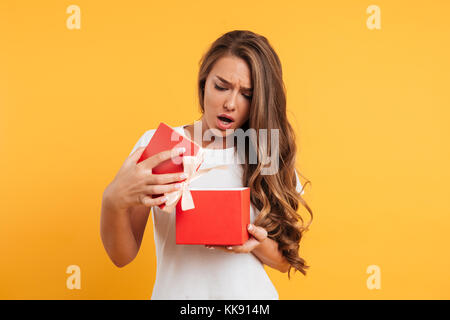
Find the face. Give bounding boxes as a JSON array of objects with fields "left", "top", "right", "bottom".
[{"left": 202, "top": 55, "right": 252, "bottom": 139}]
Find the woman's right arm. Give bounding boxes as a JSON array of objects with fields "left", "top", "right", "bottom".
[
  {"left": 101, "top": 183, "right": 141, "bottom": 267},
  {"left": 100, "top": 146, "right": 187, "bottom": 268}
]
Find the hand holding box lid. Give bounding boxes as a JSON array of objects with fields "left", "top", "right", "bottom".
[{"left": 137, "top": 122, "right": 228, "bottom": 213}]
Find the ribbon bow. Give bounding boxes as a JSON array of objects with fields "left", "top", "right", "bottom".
[{"left": 160, "top": 148, "right": 229, "bottom": 213}]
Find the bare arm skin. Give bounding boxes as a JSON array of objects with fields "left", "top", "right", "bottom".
[
  {"left": 100, "top": 146, "right": 186, "bottom": 268},
  {"left": 100, "top": 184, "right": 140, "bottom": 267},
  {"left": 251, "top": 236, "right": 290, "bottom": 273}
]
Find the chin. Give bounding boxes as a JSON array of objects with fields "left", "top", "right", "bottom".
[{"left": 210, "top": 126, "right": 229, "bottom": 137}]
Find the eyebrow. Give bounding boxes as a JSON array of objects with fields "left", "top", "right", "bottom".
[{"left": 215, "top": 75, "right": 253, "bottom": 92}]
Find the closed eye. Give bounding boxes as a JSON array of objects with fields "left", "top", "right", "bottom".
[
  {"left": 214, "top": 84, "right": 252, "bottom": 100},
  {"left": 214, "top": 84, "right": 226, "bottom": 91}
]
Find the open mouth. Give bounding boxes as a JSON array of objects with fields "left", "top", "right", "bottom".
[
  {"left": 218, "top": 116, "right": 234, "bottom": 123},
  {"left": 217, "top": 114, "right": 235, "bottom": 130}
]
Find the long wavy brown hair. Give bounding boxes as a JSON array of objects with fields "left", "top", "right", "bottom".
[{"left": 197, "top": 30, "right": 313, "bottom": 278}]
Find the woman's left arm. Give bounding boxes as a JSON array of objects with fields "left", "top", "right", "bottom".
[
  {"left": 251, "top": 234, "right": 290, "bottom": 273},
  {"left": 205, "top": 224, "right": 290, "bottom": 273}
]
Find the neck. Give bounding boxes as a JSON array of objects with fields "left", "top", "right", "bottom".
[{"left": 184, "top": 118, "right": 235, "bottom": 149}]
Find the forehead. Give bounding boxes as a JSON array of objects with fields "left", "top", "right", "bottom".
[{"left": 209, "top": 56, "right": 252, "bottom": 88}]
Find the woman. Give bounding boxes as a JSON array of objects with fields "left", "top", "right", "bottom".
[{"left": 100, "top": 30, "right": 313, "bottom": 299}]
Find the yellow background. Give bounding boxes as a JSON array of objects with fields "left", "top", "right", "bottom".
[{"left": 1, "top": 0, "right": 449, "bottom": 299}]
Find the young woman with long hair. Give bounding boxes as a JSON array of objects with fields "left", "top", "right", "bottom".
[{"left": 101, "top": 30, "right": 313, "bottom": 299}]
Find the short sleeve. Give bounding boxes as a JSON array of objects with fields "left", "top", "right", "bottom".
[
  {"left": 294, "top": 169, "right": 305, "bottom": 195},
  {"left": 128, "top": 129, "right": 157, "bottom": 157}
]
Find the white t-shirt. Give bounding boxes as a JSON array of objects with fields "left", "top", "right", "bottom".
[{"left": 129, "top": 124, "right": 304, "bottom": 300}]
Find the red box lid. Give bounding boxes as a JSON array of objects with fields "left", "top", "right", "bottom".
[
  {"left": 136, "top": 122, "right": 201, "bottom": 209},
  {"left": 136, "top": 122, "right": 201, "bottom": 173}
]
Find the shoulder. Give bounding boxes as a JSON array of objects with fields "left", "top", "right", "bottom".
[
  {"left": 138, "top": 128, "right": 158, "bottom": 144},
  {"left": 128, "top": 128, "right": 157, "bottom": 156},
  {"left": 138, "top": 124, "right": 185, "bottom": 144},
  {"left": 129, "top": 124, "right": 185, "bottom": 156}
]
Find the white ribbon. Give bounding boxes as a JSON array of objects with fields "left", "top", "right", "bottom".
[{"left": 160, "top": 148, "right": 229, "bottom": 213}]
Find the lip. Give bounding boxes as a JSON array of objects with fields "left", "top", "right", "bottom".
[
  {"left": 216, "top": 115, "right": 234, "bottom": 130},
  {"left": 217, "top": 113, "right": 235, "bottom": 122}
]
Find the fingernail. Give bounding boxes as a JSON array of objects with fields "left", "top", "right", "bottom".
[
  {"left": 162, "top": 196, "right": 168, "bottom": 202},
  {"left": 227, "top": 246, "right": 233, "bottom": 250},
  {"left": 177, "top": 147, "right": 186, "bottom": 154},
  {"left": 248, "top": 224, "right": 253, "bottom": 231}
]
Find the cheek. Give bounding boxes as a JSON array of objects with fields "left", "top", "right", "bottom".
[{"left": 204, "top": 89, "right": 222, "bottom": 111}]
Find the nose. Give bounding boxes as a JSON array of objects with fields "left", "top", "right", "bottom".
[{"left": 224, "top": 90, "right": 238, "bottom": 111}]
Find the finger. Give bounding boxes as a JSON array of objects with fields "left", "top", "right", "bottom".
[
  {"left": 145, "top": 182, "right": 183, "bottom": 195},
  {"left": 225, "top": 245, "right": 248, "bottom": 254},
  {"left": 138, "top": 147, "right": 186, "bottom": 170},
  {"left": 224, "top": 245, "right": 238, "bottom": 253},
  {"left": 205, "top": 245, "right": 229, "bottom": 252},
  {"left": 239, "top": 238, "right": 260, "bottom": 253},
  {"left": 247, "top": 224, "right": 268, "bottom": 242},
  {"left": 129, "top": 146, "right": 146, "bottom": 163},
  {"left": 146, "top": 172, "right": 187, "bottom": 185},
  {"left": 139, "top": 194, "right": 168, "bottom": 207}
]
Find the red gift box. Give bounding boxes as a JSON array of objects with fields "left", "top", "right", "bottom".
[
  {"left": 175, "top": 187, "right": 251, "bottom": 245},
  {"left": 136, "top": 122, "right": 202, "bottom": 211},
  {"left": 137, "top": 122, "right": 201, "bottom": 172}
]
